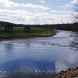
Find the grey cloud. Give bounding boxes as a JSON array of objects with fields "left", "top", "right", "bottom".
[
  {"left": 11, "top": 0, "right": 47, "bottom": 5},
  {"left": 0, "top": 0, "right": 73, "bottom": 24}
]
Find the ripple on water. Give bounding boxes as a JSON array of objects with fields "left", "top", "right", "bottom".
[{"left": 0, "top": 30, "right": 77, "bottom": 73}]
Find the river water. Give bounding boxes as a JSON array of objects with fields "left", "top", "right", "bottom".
[{"left": 0, "top": 30, "right": 78, "bottom": 73}]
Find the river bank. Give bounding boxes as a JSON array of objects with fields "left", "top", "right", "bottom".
[
  {"left": 55, "top": 66, "right": 78, "bottom": 78},
  {"left": 0, "top": 27, "right": 56, "bottom": 39}
]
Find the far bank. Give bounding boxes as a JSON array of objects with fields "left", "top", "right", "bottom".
[{"left": 0, "top": 27, "right": 56, "bottom": 39}]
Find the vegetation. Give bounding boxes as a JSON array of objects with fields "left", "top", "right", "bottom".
[
  {"left": 0, "top": 21, "right": 56, "bottom": 39},
  {"left": 0, "top": 28, "right": 55, "bottom": 39},
  {"left": 0, "top": 21, "right": 78, "bottom": 39}
]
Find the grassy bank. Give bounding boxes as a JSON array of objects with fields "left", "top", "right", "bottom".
[{"left": 0, "top": 27, "right": 56, "bottom": 39}]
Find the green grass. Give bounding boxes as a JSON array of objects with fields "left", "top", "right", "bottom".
[{"left": 0, "top": 27, "right": 56, "bottom": 39}]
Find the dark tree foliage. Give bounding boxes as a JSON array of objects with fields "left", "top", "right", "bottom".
[{"left": 0, "top": 21, "right": 78, "bottom": 32}]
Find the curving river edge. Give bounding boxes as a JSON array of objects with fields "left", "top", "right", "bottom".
[{"left": 0, "top": 30, "right": 78, "bottom": 78}]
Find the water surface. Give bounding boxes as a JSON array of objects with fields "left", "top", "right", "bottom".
[{"left": 0, "top": 30, "right": 78, "bottom": 73}]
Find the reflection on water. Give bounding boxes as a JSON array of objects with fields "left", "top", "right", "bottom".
[
  {"left": 0, "top": 30, "right": 78, "bottom": 75},
  {"left": 70, "top": 32, "right": 78, "bottom": 51}
]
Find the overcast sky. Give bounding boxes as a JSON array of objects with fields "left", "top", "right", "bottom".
[{"left": 0, "top": 0, "right": 77, "bottom": 24}]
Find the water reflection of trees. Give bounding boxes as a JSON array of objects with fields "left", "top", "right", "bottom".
[
  {"left": 5, "top": 42, "right": 14, "bottom": 52},
  {"left": 24, "top": 39, "right": 32, "bottom": 48},
  {"left": 70, "top": 32, "right": 78, "bottom": 51},
  {"left": 0, "top": 60, "right": 56, "bottom": 78}
]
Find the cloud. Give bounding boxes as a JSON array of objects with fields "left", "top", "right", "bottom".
[
  {"left": 65, "top": 0, "right": 78, "bottom": 22},
  {"left": 71, "top": 0, "right": 78, "bottom": 4},
  {"left": 66, "top": 0, "right": 78, "bottom": 11},
  {"left": 0, "top": 0, "right": 74, "bottom": 24}
]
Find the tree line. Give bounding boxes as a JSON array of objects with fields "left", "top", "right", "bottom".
[{"left": 0, "top": 21, "right": 78, "bottom": 32}]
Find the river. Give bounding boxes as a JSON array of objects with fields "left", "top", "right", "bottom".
[{"left": 0, "top": 30, "right": 78, "bottom": 74}]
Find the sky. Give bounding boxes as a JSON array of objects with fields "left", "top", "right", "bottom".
[{"left": 0, "top": 0, "right": 77, "bottom": 24}]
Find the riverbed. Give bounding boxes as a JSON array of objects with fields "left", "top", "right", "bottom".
[{"left": 0, "top": 30, "right": 77, "bottom": 73}]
